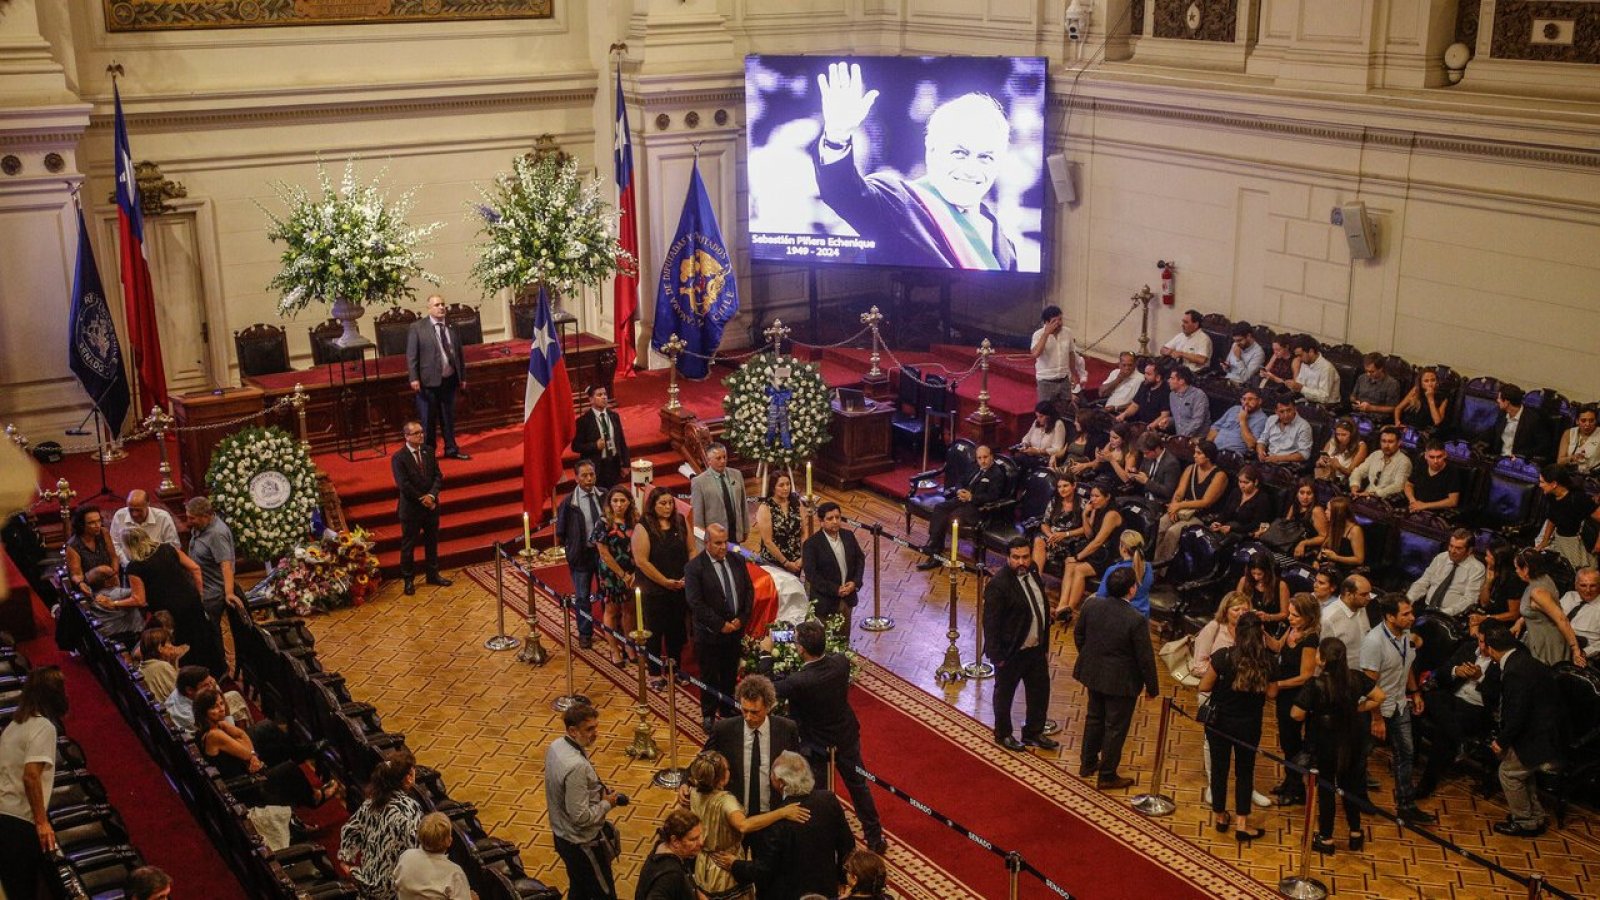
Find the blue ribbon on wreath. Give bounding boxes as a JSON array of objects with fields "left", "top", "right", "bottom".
[{"left": 764, "top": 382, "right": 795, "bottom": 449}]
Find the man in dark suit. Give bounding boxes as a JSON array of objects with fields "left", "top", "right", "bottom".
[
  {"left": 1417, "top": 620, "right": 1503, "bottom": 799},
  {"left": 918, "top": 444, "right": 1005, "bottom": 570},
  {"left": 391, "top": 420, "right": 452, "bottom": 595},
  {"left": 685, "top": 523, "right": 753, "bottom": 731},
  {"left": 983, "top": 536, "right": 1060, "bottom": 753},
  {"left": 557, "top": 459, "right": 606, "bottom": 649},
  {"left": 1131, "top": 431, "right": 1181, "bottom": 511},
  {"left": 1073, "top": 565, "right": 1159, "bottom": 789},
  {"left": 405, "top": 294, "right": 471, "bottom": 460},
  {"left": 571, "top": 386, "right": 629, "bottom": 487},
  {"left": 722, "top": 750, "right": 856, "bottom": 900},
  {"left": 1484, "top": 625, "right": 1562, "bottom": 837},
  {"left": 703, "top": 674, "right": 800, "bottom": 815},
  {"left": 1492, "top": 384, "right": 1553, "bottom": 462},
  {"left": 756, "top": 621, "right": 885, "bottom": 853},
  {"left": 801, "top": 502, "right": 865, "bottom": 625}
]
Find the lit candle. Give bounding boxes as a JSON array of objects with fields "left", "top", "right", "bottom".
[
  {"left": 806, "top": 461, "right": 813, "bottom": 499},
  {"left": 951, "top": 520, "right": 959, "bottom": 560},
  {"left": 634, "top": 586, "right": 644, "bottom": 633},
  {"left": 522, "top": 511, "right": 531, "bottom": 550}
]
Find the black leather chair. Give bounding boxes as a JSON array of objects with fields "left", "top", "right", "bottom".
[
  {"left": 375, "top": 305, "right": 419, "bottom": 357},
  {"left": 446, "top": 302, "right": 484, "bottom": 346},
  {"left": 905, "top": 438, "right": 977, "bottom": 535},
  {"left": 234, "top": 323, "right": 292, "bottom": 378},
  {"left": 1474, "top": 455, "right": 1545, "bottom": 541},
  {"left": 1388, "top": 513, "right": 1452, "bottom": 595},
  {"left": 972, "top": 454, "right": 1021, "bottom": 564},
  {"left": 1455, "top": 375, "right": 1504, "bottom": 444},
  {"left": 1550, "top": 664, "right": 1600, "bottom": 826},
  {"left": 309, "top": 319, "right": 366, "bottom": 366}
]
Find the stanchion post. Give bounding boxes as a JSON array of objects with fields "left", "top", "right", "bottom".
[
  {"left": 828, "top": 746, "right": 837, "bottom": 793},
  {"left": 625, "top": 624, "right": 659, "bottom": 760},
  {"left": 485, "top": 545, "right": 521, "bottom": 651},
  {"left": 1005, "top": 851, "right": 1022, "bottom": 900},
  {"left": 552, "top": 592, "right": 589, "bottom": 711},
  {"left": 963, "top": 565, "right": 993, "bottom": 679},
  {"left": 934, "top": 558, "right": 967, "bottom": 685},
  {"left": 1526, "top": 875, "right": 1544, "bottom": 899},
  {"left": 1278, "top": 768, "right": 1329, "bottom": 900},
  {"left": 515, "top": 561, "right": 549, "bottom": 665},
  {"left": 653, "top": 658, "right": 684, "bottom": 788},
  {"left": 861, "top": 523, "right": 894, "bottom": 632},
  {"left": 1131, "top": 697, "right": 1177, "bottom": 816}
]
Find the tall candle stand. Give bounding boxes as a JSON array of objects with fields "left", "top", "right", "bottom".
[{"left": 625, "top": 624, "right": 660, "bottom": 761}]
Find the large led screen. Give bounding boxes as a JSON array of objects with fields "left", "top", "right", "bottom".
[{"left": 746, "top": 54, "right": 1048, "bottom": 274}]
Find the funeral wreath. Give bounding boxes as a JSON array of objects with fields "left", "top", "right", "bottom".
[
  {"left": 205, "top": 426, "right": 320, "bottom": 563},
  {"left": 721, "top": 353, "right": 833, "bottom": 469}
]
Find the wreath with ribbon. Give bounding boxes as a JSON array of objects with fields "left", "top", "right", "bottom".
[
  {"left": 206, "top": 426, "right": 320, "bottom": 563},
  {"left": 722, "top": 353, "right": 832, "bottom": 469}
]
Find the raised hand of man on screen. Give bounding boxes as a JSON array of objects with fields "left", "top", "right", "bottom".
[{"left": 818, "top": 61, "right": 880, "bottom": 151}]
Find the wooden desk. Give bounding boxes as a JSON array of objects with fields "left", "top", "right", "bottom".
[
  {"left": 816, "top": 398, "right": 894, "bottom": 490},
  {"left": 171, "top": 386, "right": 266, "bottom": 497}
]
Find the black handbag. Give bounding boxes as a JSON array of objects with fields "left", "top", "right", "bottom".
[
  {"left": 1259, "top": 517, "right": 1308, "bottom": 552},
  {"left": 1195, "top": 697, "right": 1217, "bottom": 725}
]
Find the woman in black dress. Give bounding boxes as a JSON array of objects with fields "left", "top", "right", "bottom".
[
  {"left": 1055, "top": 481, "right": 1122, "bottom": 623},
  {"left": 64, "top": 505, "right": 118, "bottom": 600},
  {"left": 1199, "top": 611, "right": 1274, "bottom": 841},
  {"left": 123, "top": 529, "right": 227, "bottom": 677},
  {"left": 1235, "top": 551, "right": 1289, "bottom": 630},
  {"left": 1265, "top": 593, "right": 1320, "bottom": 805},
  {"left": 755, "top": 472, "right": 806, "bottom": 574},
  {"left": 1393, "top": 366, "right": 1451, "bottom": 433},
  {"left": 635, "top": 808, "right": 704, "bottom": 900},
  {"left": 593, "top": 485, "right": 639, "bottom": 665},
  {"left": 632, "top": 486, "right": 690, "bottom": 688},
  {"left": 1292, "top": 637, "right": 1384, "bottom": 855},
  {"left": 1471, "top": 537, "right": 1524, "bottom": 630},
  {"left": 1031, "top": 474, "right": 1080, "bottom": 577},
  {"left": 1536, "top": 463, "right": 1600, "bottom": 570},
  {"left": 1205, "top": 465, "right": 1275, "bottom": 549},
  {"left": 194, "top": 688, "right": 338, "bottom": 809}
]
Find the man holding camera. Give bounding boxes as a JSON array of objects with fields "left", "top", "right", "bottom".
[{"left": 545, "top": 703, "right": 623, "bottom": 900}]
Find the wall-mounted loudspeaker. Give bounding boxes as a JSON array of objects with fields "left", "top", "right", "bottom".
[
  {"left": 1333, "top": 202, "right": 1377, "bottom": 260},
  {"left": 1046, "top": 153, "right": 1077, "bottom": 204}
]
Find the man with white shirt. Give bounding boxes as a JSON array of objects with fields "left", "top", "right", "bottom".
[
  {"left": 1350, "top": 426, "right": 1412, "bottom": 499},
  {"left": 801, "top": 502, "right": 865, "bottom": 626},
  {"left": 109, "top": 489, "right": 179, "bottom": 565},
  {"left": 1560, "top": 567, "right": 1600, "bottom": 658},
  {"left": 1287, "top": 336, "right": 1338, "bottom": 404},
  {"left": 987, "top": 537, "right": 1063, "bottom": 754},
  {"left": 1321, "top": 573, "right": 1373, "bottom": 660},
  {"left": 571, "top": 386, "right": 629, "bottom": 488},
  {"left": 1097, "top": 352, "right": 1142, "bottom": 411},
  {"left": 1160, "top": 309, "right": 1212, "bottom": 372},
  {"left": 1030, "top": 305, "right": 1083, "bottom": 410},
  {"left": 703, "top": 676, "right": 801, "bottom": 815},
  {"left": 1221, "top": 322, "right": 1265, "bottom": 386},
  {"left": 1416, "top": 619, "right": 1504, "bottom": 800},
  {"left": 1407, "top": 530, "right": 1486, "bottom": 618}
]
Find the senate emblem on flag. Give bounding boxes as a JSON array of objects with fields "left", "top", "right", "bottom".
[{"left": 74, "top": 291, "right": 122, "bottom": 380}]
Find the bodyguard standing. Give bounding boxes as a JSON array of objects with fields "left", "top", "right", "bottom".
[
  {"left": 1073, "top": 565, "right": 1160, "bottom": 789},
  {"left": 684, "top": 524, "right": 753, "bottom": 732},
  {"left": 691, "top": 443, "right": 748, "bottom": 541},
  {"left": 544, "top": 703, "right": 621, "bottom": 900},
  {"left": 984, "top": 536, "right": 1061, "bottom": 753},
  {"left": 571, "top": 386, "right": 630, "bottom": 487},
  {"left": 405, "top": 294, "right": 471, "bottom": 460},
  {"left": 391, "top": 420, "right": 452, "bottom": 596}
]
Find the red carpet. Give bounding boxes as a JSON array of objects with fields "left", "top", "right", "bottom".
[
  {"left": 461, "top": 563, "right": 1274, "bottom": 900},
  {"left": 15, "top": 595, "right": 249, "bottom": 899}
]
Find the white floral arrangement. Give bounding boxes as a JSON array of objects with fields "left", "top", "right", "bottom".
[
  {"left": 741, "top": 605, "right": 860, "bottom": 683},
  {"left": 468, "top": 153, "right": 635, "bottom": 297},
  {"left": 260, "top": 161, "right": 444, "bottom": 317},
  {"left": 722, "top": 353, "right": 833, "bottom": 468},
  {"left": 205, "top": 426, "right": 320, "bottom": 563}
]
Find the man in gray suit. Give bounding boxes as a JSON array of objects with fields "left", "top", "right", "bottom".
[
  {"left": 406, "top": 294, "right": 471, "bottom": 460},
  {"left": 691, "top": 443, "right": 747, "bottom": 541}
]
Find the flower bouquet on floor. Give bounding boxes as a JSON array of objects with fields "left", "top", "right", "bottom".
[
  {"left": 741, "top": 604, "right": 860, "bottom": 682},
  {"left": 260, "top": 527, "right": 382, "bottom": 616}
]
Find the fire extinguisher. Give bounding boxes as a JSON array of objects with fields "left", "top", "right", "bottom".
[{"left": 1157, "top": 260, "right": 1176, "bottom": 306}]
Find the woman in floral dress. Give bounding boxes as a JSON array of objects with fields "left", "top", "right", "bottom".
[
  {"left": 755, "top": 472, "right": 808, "bottom": 574},
  {"left": 592, "top": 485, "right": 638, "bottom": 666}
]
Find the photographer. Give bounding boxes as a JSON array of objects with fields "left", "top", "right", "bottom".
[
  {"left": 544, "top": 703, "right": 624, "bottom": 900},
  {"left": 756, "top": 621, "right": 886, "bottom": 854}
]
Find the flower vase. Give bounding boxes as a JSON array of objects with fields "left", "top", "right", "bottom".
[{"left": 328, "top": 296, "right": 372, "bottom": 349}]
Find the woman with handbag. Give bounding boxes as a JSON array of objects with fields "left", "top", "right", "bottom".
[
  {"left": 1154, "top": 440, "right": 1230, "bottom": 562},
  {"left": 1236, "top": 552, "right": 1290, "bottom": 629},
  {"left": 1032, "top": 474, "right": 1081, "bottom": 578},
  {"left": 1265, "top": 594, "right": 1321, "bottom": 805},
  {"left": 1192, "top": 594, "right": 1273, "bottom": 809},
  {"left": 1199, "top": 612, "right": 1274, "bottom": 840},
  {"left": 1315, "top": 418, "right": 1367, "bottom": 485},
  {"left": 1262, "top": 478, "right": 1325, "bottom": 555},
  {"left": 1054, "top": 481, "right": 1123, "bottom": 624},
  {"left": 1205, "top": 465, "right": 1275, "bottom": 550}
]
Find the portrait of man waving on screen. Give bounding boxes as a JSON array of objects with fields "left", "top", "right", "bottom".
[{"left": 812, "top": 60, "right": 1019, "bottom": 272}]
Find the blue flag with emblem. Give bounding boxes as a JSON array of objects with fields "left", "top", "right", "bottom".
[
  {"left": 68, "top": 205, "right": 131, "bottom": 434},
  {"left": 651, "top": 161, "right": 738, "bottom": 380}
]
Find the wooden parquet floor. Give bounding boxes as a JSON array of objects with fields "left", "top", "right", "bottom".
[{"left": 307, "top": 485, "right": 1600, "bottom": 899}]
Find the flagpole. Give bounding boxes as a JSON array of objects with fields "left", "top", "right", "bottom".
[{"left": 69, "top": 183, "right": 128, "bottom": 467}]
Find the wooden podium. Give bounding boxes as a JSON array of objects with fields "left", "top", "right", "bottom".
[
  {"left": 816, "top": 398, "right": 894, "bottom": 490},
  {"left": 171, "top": 386, "right": 266, "bottom": 497}
]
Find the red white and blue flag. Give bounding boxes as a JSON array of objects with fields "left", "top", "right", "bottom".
[
  {"left": 523, "top": 286, "right": 576, "bottom": 517},
  {"left": 612, "top": 68, "right": 640, "bottom": 378},
  {"left": 113, "top": 83, "right": 168, "bottom": 412}
]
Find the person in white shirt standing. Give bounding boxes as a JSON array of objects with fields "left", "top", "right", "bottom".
[
  {"left": 395, "top": 812, "right": 476, "bottom": 900},
  {"left": 1160, "top": 309, "right": 1212, "bottom": 372},
  {"left": 1320, "top": 573, "right": 1374, "bottom": 660},
  {"left": 1406, "top": 530, "right": 1486, "bottom": 618},
  {"left": 0, "top": 666, "right": 68, "bottom": 900},
  {"left": 802, "top": 502, "right": 866, "bottom": 626},
  {"left": 109, "top": 488, "right": 180, "bottom": 565},
  {"left": 1030, "top": 305, "right": 1083, "bottom": 411}
]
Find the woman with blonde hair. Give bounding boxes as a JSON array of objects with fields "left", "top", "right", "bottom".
[
  {"left": 123, "top": 528, "right": 226, "bottom": 677},
  {"left": 684, "top": 751, "right": 810, "bottom": 898},
  {"left": 1092, "top": 531, "right": 1154, "bottom": 617}
]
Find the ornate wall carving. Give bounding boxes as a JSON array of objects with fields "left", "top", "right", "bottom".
[
  {"left": 102, "top": 0, "right": 553, "bottom": 33},
  {"left": 1151, "top": 0, "right": 1237, "bottom": 42},
  {"left": 1491, "top": 1, "right": 1600, "bottom": 63},
  {"left": 1132, "top": 0, "right": 1145, "bottom": 35}
]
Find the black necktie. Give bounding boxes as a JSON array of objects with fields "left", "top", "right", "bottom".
[
  {"left": 1430, "top": 561, "right": 1458, "bottom": 611},
  {"left": 1022, "top": 574, "right": 1046, "bottom": 644},
  {"left": 718, "top": 558, "right": 737, "bottom": 617},
  {"left": 748, "top": 728, "right": 762, "bottom": 812},
  {"left": 437, "top": 322, "right": 454, "bottom": 376},
  {"left": 719, "top": 474, "right": 738, "bottom": 534}
]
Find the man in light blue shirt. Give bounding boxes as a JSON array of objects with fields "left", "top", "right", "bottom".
[
  {"left": 1257, "top": 395, "right": 1314, "bottom": 467},
  {"left": 1222, "top": 322, "right": 1265, "bottom": 385},
  {"left": 1166, "top": 367, "right": 1209, "bottom": 438},
  {"left": 1208, "top": 388, "right": 1268, "bottom": 457}
]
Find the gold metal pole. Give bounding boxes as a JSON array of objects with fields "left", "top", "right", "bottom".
[
  {"left": 860, "top": 523, "right": 893, "bottom": 631},
  {"left": 625, "top": 624, "right": 659, "bottom": 760},
  {"left": 516, "top": 564, "right": 549, "bottom": 665},
  {"left": 485, "top": 545, "right": 521, "bottom": 652},
  {"left": 1131, "top": 697, "right": 1177, "bottom": 816},
  {"left": 934, "top": 559, "right": 967, "bottom": 684},
  {"left": 662, "top": 333, "right": 687, "bottom": 411},
  {"left": 1278, "top": 768, "right": 1329, "bottom": 899},
  {"left": 963, "top": 566, "right": 993, "bottom": 679},
  {"left": 652, "top": 658, "right": 684, "bottom": 788}
]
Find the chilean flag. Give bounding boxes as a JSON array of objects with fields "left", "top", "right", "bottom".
[
  {"left": 612, "top": 69, "right": 640, "bottom": 378},
  {"left": 523, "top": 287, "right": 576, "bottom": 518},
  {"left": 113, "top": 83, "right": 168, "bottom": 412}
]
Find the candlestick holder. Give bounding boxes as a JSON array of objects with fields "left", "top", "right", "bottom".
[
  {"left": 625, "top": 627, "right": 660, "bottom": 761},
  {"left": 933, "top": 558, "right": 967, "bottom": 685},
  {"left": 662, "top": 333, "right": 687, "bottom": 412}
]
